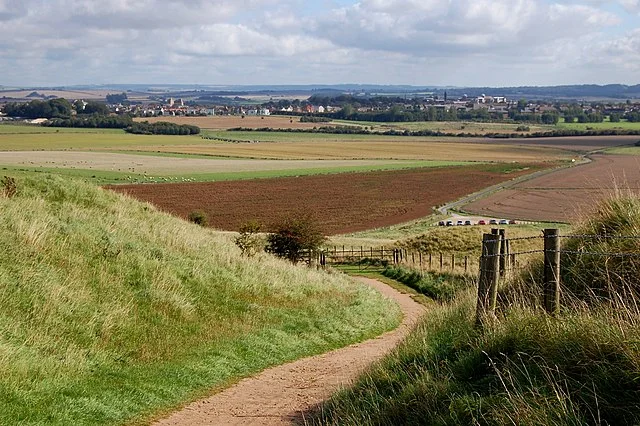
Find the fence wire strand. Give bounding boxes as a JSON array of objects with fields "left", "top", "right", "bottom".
[{"left": 559, "top": 250, "right": 640, "bottom": 258}]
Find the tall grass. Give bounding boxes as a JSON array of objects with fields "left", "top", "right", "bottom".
[
  {"left": 314, "top": 291, "right": 640, "bottom": 425},
  {"left": 313, "top": 194, "right": 640, "bottom": 425},
  {"left": 0, "top": 174, "right": 401, "bottom": 425},
  {"left": 381, "top": 266, "right": 471, "bottom": 302}
]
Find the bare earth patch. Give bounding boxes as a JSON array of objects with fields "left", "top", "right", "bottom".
[
  {"left": 153, "top": 277, "right": 426, "bottom": 426},
  {"left": 107, "top": 164, "right": 546, "bottom": 235},
  {"left": 0, "top": 151, "right": 412, "bottom": 175},
  {"left": 464, "top": 154, "right": 640, "bottom": 222}
]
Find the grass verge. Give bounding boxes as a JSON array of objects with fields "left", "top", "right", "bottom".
[{"left": 0, "top": 174, "right": 401, "bottom": 425}]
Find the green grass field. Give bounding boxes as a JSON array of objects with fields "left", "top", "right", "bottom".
[
  {"left": 331, "top": 119, "right": 554, "bottom": 134},
  {"left": 0, "top": 160, "right": 466, "bottom": 185},
  {"left": 557, "top": 120, "right": 640, "bottom": 131},
  {"left": 0, "top": 129, "right": 207, "bottom": 151},
  {"left": 0, "top": 124, "right": 124, "bottom": 135},
  {"left": 0, "top": 174, "right": 401, "bottom": 425}
]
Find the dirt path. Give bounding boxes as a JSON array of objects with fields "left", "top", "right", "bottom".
[{"left": 154, "top": 277, "right": 426, "bottom": 425}]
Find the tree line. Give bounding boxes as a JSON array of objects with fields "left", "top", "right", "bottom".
[
  {"left": 44, "top": 115, "right": 133, "bottom": 129},
  {"left": 4, "top": 99, "right": 74, "bottom": 119},
  {"left": 125, "top": 121, "right": 200, "bottom": 135},
  {"left": 229, "top": 126, "right": 640, "bottom": 139}
]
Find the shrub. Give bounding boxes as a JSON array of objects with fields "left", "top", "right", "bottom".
[
  {"left": 234, "top": 220, "right": 264, "bottom": 257},
  {"left": 187, "top": 210, "right": 208, "bottom": 227},
  {"left": 266, "top": 215, "right": 326, "bottom": 263},
  {"left": 382, "top": 265, "right": 470, "bottom": 301},
  {"left": 1, "top": 176, "right": 17, "bottom": 198}
]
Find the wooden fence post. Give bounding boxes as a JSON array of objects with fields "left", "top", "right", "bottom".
[
  {"left": 544, "top": 228, "right": 561, "bottom": 315},
  {"left": 451, "top": 253, "right": 455, "bottom": 271},
  {"left": 499, "top": 229, "right": 507, "bottom": 277},
  {"left": 439, "top": 253, "right": 443, "bottom": 271},
  {"left": 465, "top": 255, "right": 468, "bottom": 273},
  {"left": 477, "top": 233, "right": 501, "bottom": 324}
]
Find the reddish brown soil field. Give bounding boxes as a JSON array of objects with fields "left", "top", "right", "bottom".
[
  {"left": 464, "top": 154, "right": 640, "bottom": 223},
  {"left": 107, "top": 164, "right": 545, "bottom": 235}
]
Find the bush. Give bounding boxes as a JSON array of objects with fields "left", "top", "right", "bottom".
[
  {"left": 1, "top": 176, "right": 17, "bottom": 198},
  {"left": 234, "top": 220, "right": 264, "bottom": 257},
  {"left": 187, "top": 210, "right": 208, "bottom": 227},
  {"left": 382, "top": 266, "right": 470, "bottom": 301},
  {"left": 266, "top": 215, "right": 326, "bottom": 263}
]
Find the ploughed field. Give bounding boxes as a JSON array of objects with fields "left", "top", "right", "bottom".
[
  {"left": 464, "top": 154, "right": 640, "bottom": 222},
  {"left": 108, "top": 163, "right": 548, "bottom": 235}
]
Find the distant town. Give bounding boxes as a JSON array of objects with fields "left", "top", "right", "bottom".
[{"left": 1, "top": 85, "right": 640, "bottom": 127}]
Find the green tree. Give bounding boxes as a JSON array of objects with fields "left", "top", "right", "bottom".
[
  {"left": 234, "top": 220, "right": 264, "bottom": 257},
  {"left": 340, "top": 104, "right": 355, "bottom": 118},
  {"left": 106, "top": 92, "right": 128, "bottom": 104},
  {"left": 82, "top": 101, "right": 109, "bottom": 115},
  {"left": 517, "top": 98, "right": 527, "bottom": 111},
  {"left": 266, "top": 215, "right": 326, "bottom": 263},
  {"left": 541, "top": 111, "right": 560, "bottom": 125}
]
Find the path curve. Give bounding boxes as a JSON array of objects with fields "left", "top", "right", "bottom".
[{"left": 154, "top": 277, "right": 426, "bottom": 425}]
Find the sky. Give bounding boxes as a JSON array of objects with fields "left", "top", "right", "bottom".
[{"left": 0, "top": 0, "right": 639, "bottom": 87}]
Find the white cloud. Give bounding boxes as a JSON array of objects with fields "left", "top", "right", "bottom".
[
  {"left": 0, "top": 0, "right": 637, "bottom": 86},
  {"left": 619, "top": 0, "right": 640, "bottom": 12},
  {"left": 312, "top": 0, "right": 620, "bottom": 56}
]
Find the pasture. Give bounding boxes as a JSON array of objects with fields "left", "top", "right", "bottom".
[
  {"left": 331, "top": 119, "right": 554, "bottom": 134},
  {"left": 558, "top": 120, "right": 640, "bottom": 131},
  {"left": 0, "top": 151, "right": 455, "bottom": 184}
]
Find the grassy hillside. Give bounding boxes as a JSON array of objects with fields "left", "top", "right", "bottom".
[
  {"left": 314, "top": 196, "right": 640, "bottom": 425},
  {"left": 0, "top": 175, "right": 401, "bottom": 425}
]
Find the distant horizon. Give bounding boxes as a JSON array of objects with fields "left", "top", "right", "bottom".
[{"left": 2, "top": 82, "right": 640, "bottom": 91}]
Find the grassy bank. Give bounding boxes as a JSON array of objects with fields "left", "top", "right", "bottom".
[
  {"left": 314, "top": 290, "right": 640, "bottom": 425},
  {"left": 313, "top": 195, "right": 640, "bottom": 425},
  {"left": 0, "top": 175, "right": 401, "bottom": 425}
]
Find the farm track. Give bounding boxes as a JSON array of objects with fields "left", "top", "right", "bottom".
[{"left": 154, "top": 277, "right": 426, "bottom": 426}]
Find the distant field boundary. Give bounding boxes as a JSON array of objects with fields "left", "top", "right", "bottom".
[{"left": 228, "top": 126, "right": 640, "bottom": 139}]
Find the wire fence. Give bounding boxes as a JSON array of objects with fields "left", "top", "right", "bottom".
[
  {"left": 476, "top": 228, "right": 640, "bottom": 324},
  {"left": 304, "top": 229, "right": 640, "bottom": 324},
  {"left": 307, "top": 246, "right": 478, "bottom": 274}
]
